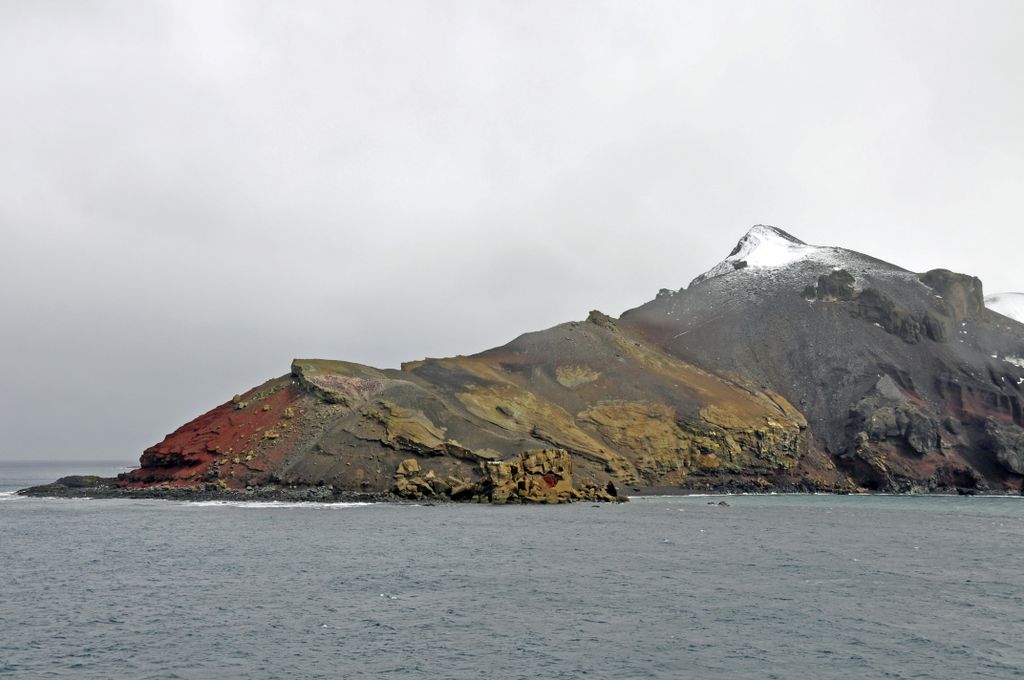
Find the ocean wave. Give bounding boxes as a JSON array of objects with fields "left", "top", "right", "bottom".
[
  {"left": 180, "top": 500, "right": 375, "bottom": 509},
  {"left": 629, "top": 493, "right": 732, "bottom": 499}
]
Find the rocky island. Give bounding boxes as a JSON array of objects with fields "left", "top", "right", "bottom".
[{"left": 23, "top": 226, "right": 1024, "bottom": 502}]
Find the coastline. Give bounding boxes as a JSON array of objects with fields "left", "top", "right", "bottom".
[
  {"left": 16, "top": 476, "right": 1023, "bottom": 503},
  {"left": 16, "top": 477, "right": 398, "bottom": 504}
]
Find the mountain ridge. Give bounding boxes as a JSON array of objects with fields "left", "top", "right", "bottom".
[{"left": 22, "top": 226, "right": 1024, "bottom": 501}]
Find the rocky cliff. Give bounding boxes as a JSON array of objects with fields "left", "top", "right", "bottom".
[
  {"left": 622, "top": 226, "right": 1024, "bottom": 493},
  {"left": 24, "top": 226, "right": 1024, "bottom": 500}
]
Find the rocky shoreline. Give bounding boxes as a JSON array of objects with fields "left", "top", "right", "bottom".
[
  {"left": 16, "top": 476, "right": 397, "bottom": 503},
  {"left": 18, "top": 474, "right": 1020, "bottom": 503}
]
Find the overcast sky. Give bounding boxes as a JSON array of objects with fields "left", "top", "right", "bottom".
[{"left": 2, "top": 0, "right": 1022, "bottom": 463}]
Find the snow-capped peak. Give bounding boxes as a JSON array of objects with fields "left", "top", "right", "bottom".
[
  {"left": 985, "top": 292, "right": 1024, "bottom": 323},
  {"left": 692, "top": 225, "right": 821, "bottom": 285}
]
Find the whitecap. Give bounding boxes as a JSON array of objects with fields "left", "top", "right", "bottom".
[{"left": 181, "top": 500, "right": 374, "bottom": 509}]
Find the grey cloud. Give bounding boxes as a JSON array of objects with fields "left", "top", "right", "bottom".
[{"left": 1, "top": 0, "right": 1022, "bottom": 461}]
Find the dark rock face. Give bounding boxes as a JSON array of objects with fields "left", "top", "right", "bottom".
[
  {"left": 852, "top": 288, "right": 947, "bottom": 344},
  {"left": 919, "top": 269, "right": 985, "bottom": 320},
  {"left": 804, "top": 270, "right": 948, "bottom": 343},
  {"left": 814, "top": 269, "right": 856, "bottom": 301},
  {"left": 25, "top": 226, "right": 1024, "bottom": 500},
  {"left": 982, "top": 420, "right": 1024, "bottom": 475},
  {"left": 849, "top": 377, "right": 939, "bottom": 455}
]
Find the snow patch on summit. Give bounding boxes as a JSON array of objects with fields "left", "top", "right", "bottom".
[
  {"left": 985, "top": 292, "right": 1024, "bottom": 324},
  {"left": 693, "top": 225, "right": 828, "bottom": 285}
]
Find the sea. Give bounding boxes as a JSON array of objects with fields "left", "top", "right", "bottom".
[{"left": 2, "top": 461, "right": 1023, "bottom": 680}]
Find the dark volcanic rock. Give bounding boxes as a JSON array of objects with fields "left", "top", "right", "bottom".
[
  {"left": 982, "top": 420, "right": 1024, "bottom": 475},
  {"left": 919, "top": 269, "right": 985, "bottom": 320},
  {"left": 620, "top": 225, "right": 1024, "bottom": 493},
  {"left": 849, "top": 377, "right": 940, "bottom": 455},
  {"left": 804, "top": 270, "right": 949, "bottom": 344},
  {"left": 19, "top": 475, "right": 118, "bottom": 496},
  {"left": 813, "top": 269, "right": 856, "bottom": 302},
  {"left": 853, "top": 288, "right": 937, "bottom": 344},
  {"left": 24, "top": 225, "right": 1024, "bottom": 500}
]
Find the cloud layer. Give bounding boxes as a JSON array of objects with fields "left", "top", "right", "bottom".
[{"left": 2, "top": 1, "right": 1022, "bottom": 460}]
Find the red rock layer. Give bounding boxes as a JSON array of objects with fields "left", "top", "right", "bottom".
[{"left": 121, "top": 379, "right": 304, "bottom": 488}]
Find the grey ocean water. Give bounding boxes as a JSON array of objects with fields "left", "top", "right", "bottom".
[{"left": 2, "top": 463, "right": 1023, "bottom": 679}]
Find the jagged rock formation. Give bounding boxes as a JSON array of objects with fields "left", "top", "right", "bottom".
[
  {"left": 393, "top": 450, "right": 620, "bottom": 503},
  {"left": 24, "top": 225, "right": 1024, "bottom": 499}
]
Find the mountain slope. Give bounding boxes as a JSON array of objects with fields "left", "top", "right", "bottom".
[
  {"left": 28, "top": 226, "right": 1024, "bottom": 499},
  {"left": 622, "top": 226, "right": 1024, "bottom": 491},
  {"left": 116, "top": 313, "right": 826, "bottom": 499}
]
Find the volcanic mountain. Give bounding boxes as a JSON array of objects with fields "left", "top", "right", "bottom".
[{"left": 29, "top": 226, "right": 1024, "bottom": 500}]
